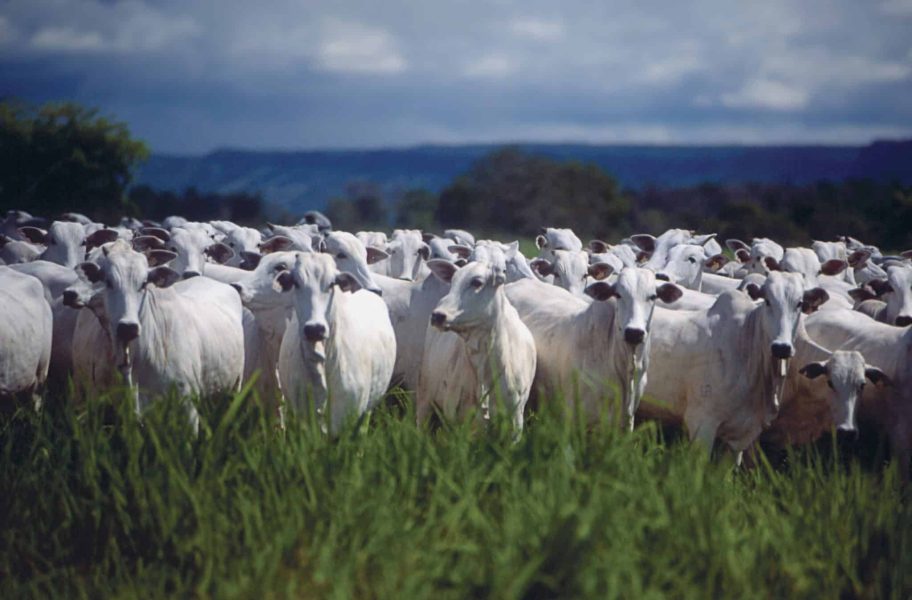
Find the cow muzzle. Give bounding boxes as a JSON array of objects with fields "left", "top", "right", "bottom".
[
  {"left": 895, "top": 315, "right": 912, "bottom": 328},
  {"left": 182, "top": 270, "right": 201, "bottom": 279},
  {"left": 624, "top": 327, "right": 646, "bottom": 345},
  {"left": 430, "top": 311, "right": 448, "bottom": 330},
  {"left": 116, "top": 321, "right": 141, "bottom": 343},
  {"left": 303, "top": 322, "right": 327, "bottom": 342},
  {"left": 654, "top": 273, "right": 670, "bottom": 282},
  {"left": 771, "top": 343, "right": 793, "bottom": 360},
  {"left": 62, "top": 289, "right": 82, "bottom": 308}
]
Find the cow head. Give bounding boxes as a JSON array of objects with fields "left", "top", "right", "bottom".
[
  {"left": 75, "top": 240, "right": 179, "bottom": 364},
  {"left": 530, "top": 249, "right": 591, "bottom": 295},
  {"left": 222, "top": 227, "right": 263, "bottom": 268},
  {"left": 386, "top": 229, "right": 428, "bottom": 281},
  {"left": 429, "top": 260, "right": 506, "bottom": 333},
  {"left": 655, "top": 244, "right": 715, "bottom": 290},
  {"left": 873, "top": 265, "right": 912, "bottom": 327},
  {"left": 800, "top": 350, "right": 891, "bottom": 432},
  {"left": 322, "top": 231, "right": 385, "bottom": 296},
  {"left": 229, "top": 251, "right": 298, "bottom": 309},
  {"left": 272, "top": 253, "right": 359, "bottom": 344},
  {"left": 145, "top": 226, "right": 233, "bottom": 278},
  {"left": 27, "top": 221, "right": 88, "bottom": 268},
  {"left": 744, "top": 271, "right": 828, "bottom": 360},
  {"left": 585, "top": 267, "right": 682, "bottom": 346}
]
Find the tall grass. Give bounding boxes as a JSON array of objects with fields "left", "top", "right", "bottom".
[{"left": 1, "top": 387, "right": 910, "bottom": 599}]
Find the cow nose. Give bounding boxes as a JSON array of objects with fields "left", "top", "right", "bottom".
[
  {"left": 303, "top": 323, "right": 327, "bottom": 342},
  {"left": 895, "top": 315, "right": 912, "bottom": 327},
  {"left": 182, "top": 270, "right": 201, "bottom": 279},
  {"left": 624, "top": 328, "right": 646, "bottom": 345},
  {"left": 655, "top": 273, "right": 670, "bottom": 281},
  {"left": 771, "top": 343, "right": 793, "bottom": 359},
  {"left": 230, "top": 283, "right": 243, "bottom": 295},
  {"left": 62, "top": 289, "right": 80, "bottom": 308},
  {"left": 430, "top": 311, "right": 447, "bottom": 329},
  {"left": 116, "top": 321, "right": 140, "bottom": 343}
]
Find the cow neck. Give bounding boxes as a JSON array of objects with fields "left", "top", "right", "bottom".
[
  {"left": 461, "top": 291, "right": 512, "bottom": 414},
  {"left": 742, "top": 303, "right": 789, "bottom": 426}
]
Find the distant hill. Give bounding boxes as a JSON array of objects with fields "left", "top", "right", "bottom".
[{"left": 134, "top": 140, "right": 912, "bottom": 213}]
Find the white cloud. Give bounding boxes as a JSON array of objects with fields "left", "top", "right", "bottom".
[
  {"left": 880, "top": 0, "right": 912, "bottom": 15},
  {"left": 463, "top": 55, "right": 515, "bottom": 78},
  {"left": 721, "top": 79, "right": 810, "bottom": 111},
  {"left": 317, "top": 21, "right": 406, "bottom": 74},
  {"left": 509, "top": 17, "right": 564, "bottom": 41},
  {"left": 638, "top": 51, "right": 702, "bottom": 84},
  {"left": 31, "top": 26, "right": 105, "bottom": 52}
]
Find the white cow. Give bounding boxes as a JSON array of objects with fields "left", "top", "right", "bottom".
[
  {"left": 386, "top": 229, "right": 429, "bottom": 281},
  {"left": 506, "top": 268, "right": 683, "bottom": 429},
  {"left": 530, "top": 249, "right": 592, "bottom": 296},
  {"left": 762, "top": 350, "right": 890, "bottom": 447},
  {"left": 418, "top": 260, "right": 536, "bottom": 434},
  {"left": 726, "top": 238, "right": 785, "bottom": 274},
  {"left": 274, "top": 253, "right": 395, "bottom": 434},
  {"left": 655, "top": 244, "right": 728, "bottom": 292},
  {"left": 640, "top": 272, "right": 830, "bottom": 458},
  {"left": 849, "top": 264, "right": 912, "bottom": 327},
  {"left": 0, "top": 267, "right": 52, "bottom": 402},
  {"left": 357, "top": 231, "right": 391, "bottom": 276},
  {"left": 806, "top": 309, "right": 912, "bottom": 477},
  {"left": 322, "top": 231, "right": 387, "bottom": 295},
  {"left": 72, "top": 241, "right": 245, "bottom": 428},
  {"left": 222, "top": 227, "right": 263, "bottom": 268},
  {"left": 632, "top": 228, "right": 716, "bottom": 272}
]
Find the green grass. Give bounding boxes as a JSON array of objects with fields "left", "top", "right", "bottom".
[{"left": 1, "top": 387, "right": 910, "bottom": 599}]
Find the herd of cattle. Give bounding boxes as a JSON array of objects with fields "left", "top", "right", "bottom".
[{"left": 1, "top": 209, "right": 911, "bottom": 472}]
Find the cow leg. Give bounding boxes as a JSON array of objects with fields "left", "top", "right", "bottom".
[{"left": 685, "top": 411, "right": 720, "bottom": 456}]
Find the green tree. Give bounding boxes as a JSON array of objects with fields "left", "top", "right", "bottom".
[
  {"left": 395, "top": 188, "right": 437, "bottom": 229},
  {"left": 0, "top": 100, "right": 149, "bottom": 220}
]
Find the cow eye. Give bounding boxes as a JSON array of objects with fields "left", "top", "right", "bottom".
[
  {"left": 170, "top": 246, "right": 177, "bottom": 253},
  {"left": 827, "top": 381, "right": 834, "bottom": 389},
  {"left": 471, "top": 277, "right": 484, "bottom": 289},
  {"left": 764, "top": 299, "right": 771, "bottom": 306},
  {"left": 105, "top": 280, "right": 113, "bottom": 289},
  {"left": 648, "top": 294, "right": 657, "bottom": 301},
  {"left": 859, "top": 383, "right": 866, "bottom": 391},
  {"left": 336, "top": 252, "right": 346, "bottom": 259},
  {"left": 688, "top": 257, "right": 696, "bottom": 263}
]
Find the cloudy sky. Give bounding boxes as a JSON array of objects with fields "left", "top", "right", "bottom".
[{"left": 2, "top": 0, "right": 911, "bottom": 153}]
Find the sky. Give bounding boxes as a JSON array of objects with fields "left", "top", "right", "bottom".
[{"left": 1, "top": 0, "right": 911, "bottom": 154}]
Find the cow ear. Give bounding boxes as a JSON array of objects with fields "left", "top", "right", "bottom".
[
  {"left": 820, "top": 259, "right": 847, "bottom": 276},
  {"left": 240, "top": 251, "right": 261, "bottom": 270},
  {"left": 140, "top": 227, "right": 171, "bottom": 242},
  {"left": 448, "top": 244, "right": 472, "bottom": 259},
  {"left": 630, "top": 234, "right": 656, "bottom": 254},
  {"left": 132, "top": 235, "right": 166, "bottom": 252},
  {"left": 745, "top": 283, "right": 764, "bottom": 301},
  {"left": 704, "top": 254, "right": 728, "bottom": 271},
  {"left": 417, "top": 243, "right": 430, "bottom": 260},
  {"left": 656, "top": 282, "right": 684, "bottom": 304},
  {"left": 801, "top": 288, "right": 830, "bottom": 314},
  {"left": 691, "top": 233, "right": 716, "bottom": 246},
  {"left": 421, "top": 232, "right": 436, "bottom": 243},
  {"left": 530, "top": 258, "right": 553, "bottom": 277},
  {"left": 205, "top": 242, "right": 234, "bottom": 264},
  {"left": 763, "top": 256, "right": 781, "bottom": 271},
  {"left": 427, "top": 259, "right": 458, "bottom": 283},
  {"left": 726, "top": 239, "right": 750, "bottom": 253},
  {"left": 535, "top": 234, "right": 548, "bottom": 250},
  {"left": 260, "top": 235, "right": 295, "bottom": 254},
  {"left": 799, "top": 362, "right": 827, "bottom": 379},
  {"left": 272, "top": 271, "right": 295, "bottom": 292},
  {"left": 147, "top": 266, "right": 180, "bottom": 289},
  {"left": 848, "top": 287, "right": 877, "bottom": 303},
  {"left": 868, "top": 279, "right": 893, "bottom": 296},
  {"left": 85, "top": 228, "right": 119, "bottom": 250},
  {"left": 334, "top": 271, "right": 361, "bottom": 293},
  {"left": 585, "top": 281, "right": 617, "bottom": 301},
  {"left": 847, "top": 249, "right": 871, "bottom": 268},
  {"left": 588, "top": 262, "right": 614, "bottom": 281},
  {"left": 735, "top": 248, "right": 751, "bottom": 264},
  {"left": 366, "top": 246, "right": 389, "bottom": 264},
  {"left": 77, "top": 262, "right": 103, "bottom": 283},
  {"left": 146, "top": 249, "right": 177, "bottom": 267},
  {"left": 588, "top": 239, "right": 610, "bottom": 254},
  {"left": 901, "top": 250, "right": 912, "bottom": 259},
  {"left": 19, "top": 226, "right": 48, "bottom": 244},
  {"left": 865, "top": 367, "right": 892, "bottom": 387}
]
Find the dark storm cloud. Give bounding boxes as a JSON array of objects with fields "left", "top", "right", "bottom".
[{"left": 1, "top": 0, "right": 910, "bottom": 152}]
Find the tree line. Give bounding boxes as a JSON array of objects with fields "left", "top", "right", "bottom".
[{"left": 2, "top": 99, "right": 909, "bottom": 250}]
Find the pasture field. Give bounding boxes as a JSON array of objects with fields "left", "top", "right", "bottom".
[{"left": 2, "top": 386, "right": 911, "bottom": 599}]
